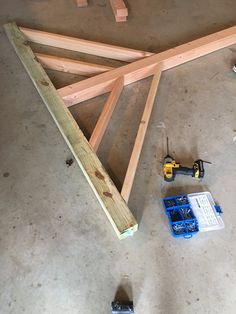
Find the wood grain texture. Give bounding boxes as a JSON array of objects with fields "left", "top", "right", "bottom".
[
  {"left": 89, "top": 77, "right": 124, "bottom": 152},
  {"left": 4, "top": 22, "right": 138, "bottom": 240},
  {"left": 35, "top": 53, "right": 114, "bottom": 76},
  {"left": 20, "top": 27, "right": 153, "bottom": 62},
  {"left": 58, "top": 25, "right": 236, "bottom": 107},
  {"left": 121, "top": 65, "right": 162, "bottom": 202}
]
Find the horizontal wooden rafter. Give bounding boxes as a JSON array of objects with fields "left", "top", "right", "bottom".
[
  {"left": 4, "top": 22, "right": 138, "bottom": 240},
  {"left": 58, "top": 25, "right": 236, "bottom": 107},
  {"left": 20, "top": 27, "right": 153, "bottom": 62},
  {"left": 35, "top": 53, "right": 114, "bottom": 76}
]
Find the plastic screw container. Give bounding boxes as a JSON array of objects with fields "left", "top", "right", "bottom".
[
  {"left": 163, "top": 194, "right": 199, "bottom": 239},
  {"left": 163, "top": 192, "right": 224, "bottom": 239}
]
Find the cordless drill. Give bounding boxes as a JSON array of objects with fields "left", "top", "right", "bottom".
[{"left": 163, "top": 138, "right": 206, "bottom": 182}]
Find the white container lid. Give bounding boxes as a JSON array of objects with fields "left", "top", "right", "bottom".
[{"left": 187, "top": 192, "right": 224, "bottom": 232}]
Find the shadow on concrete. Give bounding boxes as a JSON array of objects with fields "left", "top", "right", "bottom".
[
  {"left": 164, "top": 184, "right": 209, "bottom": 198},
  {"left": 114, "top": 282, "right": 133, "bottom": 303}
]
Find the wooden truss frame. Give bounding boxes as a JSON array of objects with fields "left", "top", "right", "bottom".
[{"left": 4, "top": 22, "right": 236, "bottom": 239}]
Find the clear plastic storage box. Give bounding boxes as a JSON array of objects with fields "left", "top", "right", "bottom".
[{"left": 163, "top": 192, "right": 224, "bottom": 239}]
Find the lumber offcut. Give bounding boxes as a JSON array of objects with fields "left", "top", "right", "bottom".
[
  {"left": 115, "top": 15, "right": 127, "bottom": 23},
  {"left": 110, "top": 0, "right": 128, "bottom": 22},
  {"left": 76, "top": 0, "right": 88, "bottom": 7},
  {"left": 4, "top": 22, "right": 138, "bottom": 240},
  {"left": 110, "top": 0, "right": 128, "bottom": 17}
]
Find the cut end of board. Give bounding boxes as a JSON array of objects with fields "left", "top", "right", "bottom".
[
  {"left": 118, "top": 223, "right": 138, "bottom": 240},
  {"left": 115, "top": 15, "right": 127, "bottom": 23},
  {"left": 110, "top": 0, "right": 128, "bottom": 23},
  {"left": 76, "top": 0, "right": 88, "bottom": 7}
]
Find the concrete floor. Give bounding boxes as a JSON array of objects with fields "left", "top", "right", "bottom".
[{"left": 1, "top": 0, "right": 236, "bottom": 313}]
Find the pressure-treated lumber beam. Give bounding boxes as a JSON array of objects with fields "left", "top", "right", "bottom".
[
  {"left": 58, "top": 25, "right": 236, "bottom": 107},
  {"left": 121, "top": 65, "right": 162, "bottom": 202},
  {"left": 20, "top": 27, "right": 153, "bottom": 62},
  {"left": 89, "top": 76, "right": 124, "bottom": 152},
  {"left": 4, "top": 22, "right": 138, "bottom": 240},
  {"left": 35, "top": 53, "right": 114, "bottom": 76}
]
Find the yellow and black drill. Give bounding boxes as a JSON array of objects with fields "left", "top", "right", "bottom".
[{"left": 163, "top": 138, "right": 206, "bottom": 182}]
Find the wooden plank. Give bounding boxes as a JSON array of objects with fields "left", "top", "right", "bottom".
[
  {"left": 58, "top": 25, "right": 236, "bottom": 107},
  {"left": 76, "top": 0, "right": 88, "bottom": 7},
  {"left": 20, "top": 27, "right": 153, "bottom": 62},
  {"left": 110, "top": 0, "right": 128, "bottom": 17},
  {"left": 35, "top": 53, "right": 114, "bottom": 76},
  {"left": 115, "top": 15, "right": 127, "bottom": 23},
  {"left": 59, "top": 63, "right": 155, "bottom": 107},
  {"left": 121, "top": 65, "right": 162, "bottom": 202},
  {"left": 89, "top": 77, "right": 124, "bottom": 152},
  {"left": 4, "top": 22, "right": 138, "bottom": 240}
]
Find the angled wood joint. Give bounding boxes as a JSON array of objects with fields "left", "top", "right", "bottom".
[{"left": 4, "top": 22, "right": 236, "bottom": 240}]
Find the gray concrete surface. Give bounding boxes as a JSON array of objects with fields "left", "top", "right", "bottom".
[{"left": 1, "top": 1, "right": 236, "bottom": 313}]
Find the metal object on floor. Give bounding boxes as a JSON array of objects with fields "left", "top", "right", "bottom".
[
  {"left": 163, "top": 137, "right": 208, "bottom": 182},
  {"left": 111, "top": 301, "right": 134, "bottom": 314}
]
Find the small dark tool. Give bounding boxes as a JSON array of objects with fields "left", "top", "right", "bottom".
[
  {"left": 163, "top": 138, "right": 210, "bottom": 182},
  {"left": 111, "top": 301, "right": 134, "bottom": 314}
]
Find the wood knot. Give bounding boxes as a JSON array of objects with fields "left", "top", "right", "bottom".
[
  {"left": 40, "top": 80, "right": 49, "bottom": 86},
  {"left": 103, "top": 192, "right": 113, "bottom": 198},
  {"left": 95, "top": 170, "right": 105, "bottom": 181}
]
